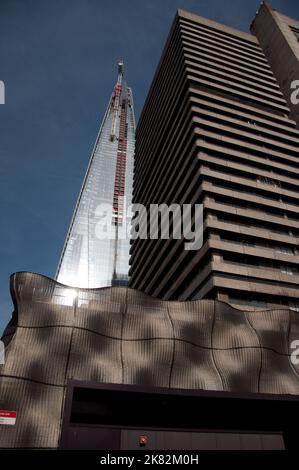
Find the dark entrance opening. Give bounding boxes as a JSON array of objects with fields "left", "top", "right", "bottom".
[{"left": 59, "top": 380, "right": 299, "bottom": 450}]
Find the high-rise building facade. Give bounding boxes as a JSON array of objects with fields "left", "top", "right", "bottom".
[
  {"left": 2, "top": 6, "right": 299, "bottom": 452},
  {"left": 251, "top": 2, "right": 299, "bottom": 127},
  {"left": 56, "top": 63, "right": 135, "bottom": 288},
  {"left": 129, "top": 8, "right": 299, "bottom": 311}
]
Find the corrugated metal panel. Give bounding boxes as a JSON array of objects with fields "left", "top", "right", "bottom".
[
  {"left": 67, "top": 329, "right": 122, "bottom": 384},
  {"left": 123, "top": 339, "right": 173, "bottom": 387},
  {"left": 0, "top": 376, "right": 63, "bottom": 448},
  {"left": 1, "top": 272, "right": 299, "bottom": 448},
  {"left": 170, "top": 341, "right": 223, "bottom": 390}
]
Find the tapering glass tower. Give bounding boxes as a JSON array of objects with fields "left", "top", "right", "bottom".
[{"left": 56, "top": 62, "right": 135, "bottom": 288}]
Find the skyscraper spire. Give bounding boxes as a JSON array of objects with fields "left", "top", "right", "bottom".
[
  {"left": 118, "top": 60, "right": 124, "bottom": 80},
  {"left": 56, "top": 63, "right": 135, "bottom": 288}
]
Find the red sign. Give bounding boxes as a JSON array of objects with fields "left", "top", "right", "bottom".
[
  {"left": 0, "top": 410, "right": 17, "bottom": 425},
  {"left": 139, "top": 435, "right": 148, "bottom": 446}
]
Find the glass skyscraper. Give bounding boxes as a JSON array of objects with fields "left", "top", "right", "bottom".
[{"left": 56, "top": 62, "right": 135, "bottom": 288}]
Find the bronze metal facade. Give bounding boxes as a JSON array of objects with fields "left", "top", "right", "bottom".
[
  {"left": 1, "top": 272, "right": 299, "bottom": 447},
  {"left": 129, "top": 9, "right": 299, "bottom": 311}
]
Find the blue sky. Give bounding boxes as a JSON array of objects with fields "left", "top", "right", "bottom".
[{"left": 0, "top": 0, "right": 298, "bottom": 333}]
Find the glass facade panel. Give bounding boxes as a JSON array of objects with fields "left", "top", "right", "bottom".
[{"left": 56, "top": 63, "right": 135, "bottom": 288}]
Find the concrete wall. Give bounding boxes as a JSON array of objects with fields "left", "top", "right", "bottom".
[{"left": 251, "top": 2, "right": 299, "bottom": 126}]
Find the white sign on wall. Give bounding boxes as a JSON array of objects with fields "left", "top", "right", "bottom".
[{"left": 0, "top": 411, "right": 17, "bottom": 425}]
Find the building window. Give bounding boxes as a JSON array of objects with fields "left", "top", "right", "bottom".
[
  {"left": 229, "top": 297, "right": 267, "bottom": 308},
  {"left": 289, "top": 302, "right": 299, "bottom": 312},
  {"left": 280, "top": 266, "right": 298, "bottom": 275},
  {"left": 290, "top": 26, "right": 299, "bottom": 41},
  {"left": 275, "top": 246, "right": 293, "bottom": 255}
]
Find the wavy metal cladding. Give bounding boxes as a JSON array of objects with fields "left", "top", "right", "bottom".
[{"left": 1, "top": 272, "right": 299, "bottom": 448}]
